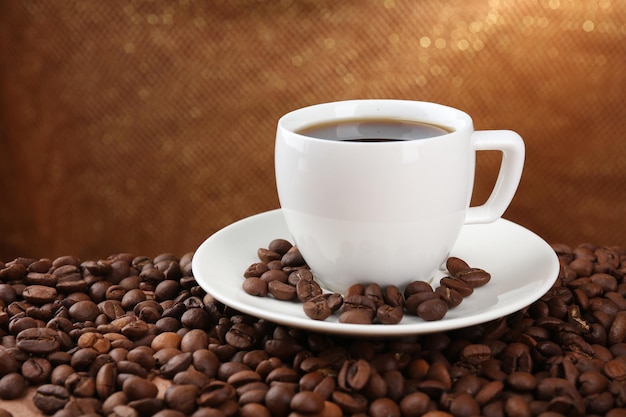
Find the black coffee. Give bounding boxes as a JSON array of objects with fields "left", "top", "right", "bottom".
[{"left": 297, "top": 118, "right": 452, "bottom": 142}]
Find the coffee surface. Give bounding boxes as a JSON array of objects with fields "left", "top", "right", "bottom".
[{"left": 297, "top": 118, "right": 451, "bottom": 141}]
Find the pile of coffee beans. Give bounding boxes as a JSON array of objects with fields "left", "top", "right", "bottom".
[
  {"left": 1, "top": 242, "right": 625, "bottom": 417},
  {"left": 242, "top": 239, "right": 491, "bottom": 323}
]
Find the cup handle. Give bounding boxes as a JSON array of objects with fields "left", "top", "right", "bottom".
[{"left": 465, "top": 130, "right": 525, "bottom": 224}]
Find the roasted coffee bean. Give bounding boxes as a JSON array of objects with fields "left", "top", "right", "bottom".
[
  {"left": 22, "top": 285, "right": 57, "bottom": 304},
  {"left": 65, "top": 372, "right": 96, "bottom": 397},
  {"left": 456, "top": 268, "right": 491, "bottom": 287},
  {"left": 164, "top": 384, "right": 198, "bottom": 414},
  {"left": 435, "top": 285, "right": 463, "bottom": 308},
  {"left": 380, "top": 285, "right": 403, "bottom": 308},
  {"left": 325, "top": 292, "right": 344, "bottom": 311},
  {"left": 225, "top": 323, "right": 256, "bottom": 349},
  {"left": 281, "top": 246, "right": 305, "bottom": 266},
  {"left": 268, "top": 238, "right": 293, "bottom": 255},
  {"left": 268, "top": 280, "right": 297, "bottom": 301},
  {"left": 242, "top": 277, "right": 267, "bottom": 297},
  {"left": 122, "top": 375, "right": 158, "bottom": 400},
  {"left": 460, "top": 343, "right": 492, "bottom": 365},
  {"left": 296, "top": 278, "right": 322, "bottom": 302},
  {"left": 150, "top": 332, "right": 181, "bottom": 351},
  {"left": 0, "top": 372, "right": 28, "bottom": 400},
  {"left": 332, "top": 390, "right": 368, "bottom": 414},
  {"left": 69, "top": 300, "right": 100, "bottom": 322},
  {"left": 0, "top": 283, "right": 18, "bottom": 305},
  {"left": 404, "top": 290, "right": 438, "bottom": 313},
  {"left": 0, "top": 263, "right": 26, "bottom": 281},
  {"left": 288, "top": 269, "right": 314, "bottom": 286},
  {"left": 376, "top": 304, "right": 403, "bottom": 324},
  {"left": 440, "top": 276, "right": 474, "bottom": 297},
  {"left": 507, "top": 371, "right": 538, "bottom": 391},
  {"left": 198, "top": 380, "right": 236, "bottom": 407},
  {"left": 259, "top": 269, "right": 288, "bottom": 284},
  {"left": 16, "top": 327, "right": 60, "bottom": 355},
  {"left": 290, "top": 390, "right": 325, "bottom": 414},
  {"left": 33, "top": 384, "right": 70, "bottom": 415},
  {"left": 446, "top": 257, "right": 471, "bottom": 276},
  {"left": 338, "top": 359, "right": 371, "bottom": 390},
  {"left": 257, "top": 248, "right": 282, "bottom": 264},
  {"left": 343, "top": 294, "right": 377, "bottom": 317},
  {"left": 416, "top": 298, "right": 448, "bottom": 321},
  {"left": 399, "top": 391, "right": 431, "bottom": 417},
  {"left": 364, "top": 283, "right": 385, "bottom": 307},
  {"left": 345, "top": 283, "right": 365, "bottom": 297},
  {"left": 95, "top": 361, "right": 117, "bottom": 399},
  {"left": 339, "top": 308, "right": 373, "bottom": 324},
  {"left": 21, "top": 356, "right": 52, "bottom": 384},
  {"left": 159, "top": 352, "right": 193, "bottom": 378},
  {"left": 303, "top": 295, "right": 332, "bottom": 321},
  {"left": 192, "top": 349, "right": 220, "bottom": 378},
  {"left": 244, "top": 262, "right": 269, "bottom": 278},
  {"left": 180, "top": 307, "right": 210, "bottom": 329},
  {"left": 404, "top": 280, "right": 434, "bottom": 298}
]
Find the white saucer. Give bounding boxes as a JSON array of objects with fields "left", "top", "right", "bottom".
[{"left": 192, "top": 209, "right": 559, "bottom": 337}]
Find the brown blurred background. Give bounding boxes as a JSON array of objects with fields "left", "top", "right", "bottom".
[{"left": 1, "top": 0, "right": 625, "bottom": 261}]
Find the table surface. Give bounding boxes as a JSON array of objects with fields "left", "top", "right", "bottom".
[{"left": 1, "top": 243, "right": 626, "bottom": 417}]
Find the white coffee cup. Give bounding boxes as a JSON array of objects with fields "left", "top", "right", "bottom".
[{"left": 275, "top": 100, "right": 524, "bottom": 294}]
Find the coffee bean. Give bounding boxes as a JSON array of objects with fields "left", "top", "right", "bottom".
[
  {"left": 268, "top": 239, "right": 293, "bottom": 256},
  {"left": 33, "top": 384, "right": 70, "bottom": 415},
  {"left": 259, "top": 269, "right": 288, "bottom": 284},
  {"left": 343, "top": 295, "right": 377, "bottom": 317},
  {"left": 440, "top": 276, "right": 474, "bottom": 297},
  {"left": 404, "top": 280, "right": 434, "bottom": 298},
  {"left": 416, "top": 298, "right": 448, "bottom": 321},
  {"left": 0, "top": 372, "right": 28, "bottom": 400},
  {"left": 21, "top": 357, "right": 52, "bottom": 384},
  {"left": 268, "top": 280, "right": 296, "bottom": 301},
  {"left": 264, "top": 382, "right": 296, "bottom": 416},
  {"left": 122, "top": 375, "right": 158, "bottom": 400},
  {"left": 290, "top": 390, "right": 325, "bottom": 414},
  {"left": 382, "top": 285, "right": 404, "bottom": 308},
  {"left": 16, "top": 327, "right": 60, "bottom": 355},
  {"left": 281, "top": 246, "right": 305, "bottom": 266},
  {"left": 338, "top": 359, "right": 371, "bottom": 391},
  {"left": 339, "top": 307, "right": 373, "bottom": 324},
  {"left": 296, "top": 278, "right": 322, "bottom": 302},
  {"left": 446, "top": 257, "right": 470, "bottom": 276},
  {"left": 244, "top": 262, "right": 269, "bottom": 279},
  {"left": 376, "top": 304, "right": 403, "bottom": 324},
  {"left": 332, "top": 390, "right": 368, "bottom": 414},
  {"left": 198, "top": 380, "right": 236, "bottom": 407},
  {"left": 288, "top": 269, "right": 314, "bottom": 286},
  {"left": 69, "top": 300, "right": 100, "bottom": 322},
  {"left": 242, "top": 277, "right": 267, "bottom": 297},
  {"left": 22, "top": 285, "right": 57, "bottom": 304},
  {"left": 303, "top": 295, "right": 332, "bottom": 321},
  {"left": 0, "top": 349, "right": 19, "bottom": 377},
  {"left": 435, "top": 285, "right": 463, "bottom": 308},
  {"left": 159, "top": 352, "right": 193, "bottom": 379},
  {"left": 404, "top": 290, "right": 439, "bottom": 313},
  {"left": 456, "top": 268, "right": 491, "bottom": 288},
  {"left": 164, "top": 384, "right": 198, "bottom": 414},
  {"left": 399, "top": 392, "right": 431, "bottom": 416},
  {"left": 257, "top": 248, "right": 281, "bottom": 264},
  {"left": 181, "top": 307, "right": 210, "bottom": 329},
  {"left": 225, "top": 323, "right": 256, "bottom": 349}
]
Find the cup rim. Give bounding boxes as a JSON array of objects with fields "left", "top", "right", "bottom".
[{"left": 278, "top": 99, "right": 474, "bottom": 142}]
